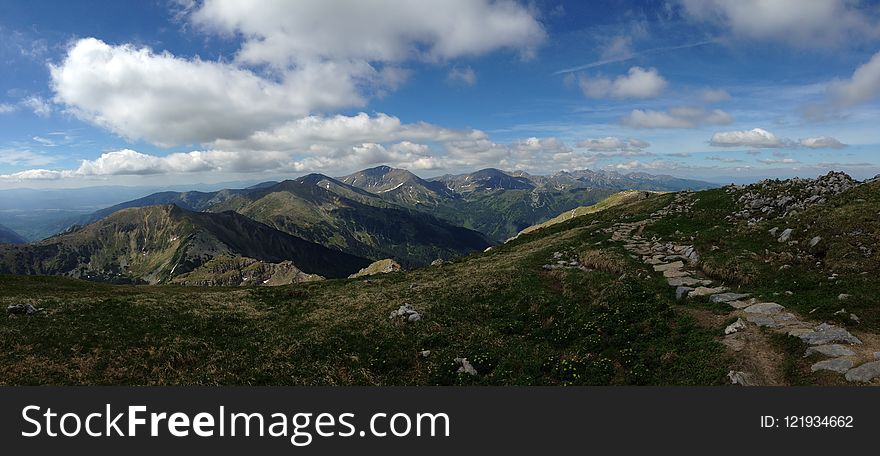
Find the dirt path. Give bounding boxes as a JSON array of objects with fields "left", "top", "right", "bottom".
[{"left": 608, "top": 194, "right": 880, "bottom": 385}]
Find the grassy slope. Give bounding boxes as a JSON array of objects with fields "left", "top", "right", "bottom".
[
  {"left": 0, "top": 193, "right": 726, "bottom": 385},
  {"left": 518, "top": 190, "right": 652, "bottom": 236}
]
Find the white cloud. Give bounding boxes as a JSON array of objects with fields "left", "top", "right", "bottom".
[
  {"left": 758, "top": 157, "right": 800, "bottom": 165},
  {"left": 0, "top": 169, "right": 66, "bottom": 181},
  {"left": 610, "top": 160, "right": 678, "bottom": 171},
  {"left": 828, "top": 50, "right": 880, "bottom": 107},
  {"left": 700, "top": 88, "right": 731, "bottom": 103},
  {"left": 576, "top": 137, "right": 650, "bottom": 155},
  {"left": 190, "top": 0, "right": 545, "bottom": 65},
  {"left": 0, "top": 149, "right": 56, "bottom": 167},
  {"left": 448, "top": 66, "right": 477, "bottom": 86},
  {"left": 678, "top": 0, "right": 879, "bottom": 47},
  {"left": 710, "top": 128, "right": 848, "bottom": 150},
  {"left": 709, "top": 128, "right": 788, "bottom": 148},
  {"left": 20, "top": 96, "right": 51, "bottom": 117},
  {"left": 209, "top": 112, "right": 484, "bottom": 152},
  {"left": 799, "top": 136, "right": 847, "bottom": 149},
  {"left": 50, "top": 38, "right": 372, "bottom": 147},
  {"left": 622, "top": 106, "right": 733, "bottom": 128},
  {"left": 579, "top": 67, "right": 668, "bottom": 99},
  {"left": 0, "top": 103, "right": 17, "bottom": 114}
]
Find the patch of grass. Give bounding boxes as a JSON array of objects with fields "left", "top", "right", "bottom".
[{"left": 767, "top": 333, "right": 815, "bottom": 386}]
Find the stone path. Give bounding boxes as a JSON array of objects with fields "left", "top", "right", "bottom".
[{"left": 604, "top": 193, "right": 880, "bottom": 385}]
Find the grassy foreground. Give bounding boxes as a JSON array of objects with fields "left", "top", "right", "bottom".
[{"left": 0, "top": 194, "right": 727, "bottom": 385}]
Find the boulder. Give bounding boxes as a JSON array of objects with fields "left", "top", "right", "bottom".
[
  {"left": 805, "top": 344, "right": 856, "bottom": 358},
  {"left": 777, "top": 228, "right": 793, "bottom": 243},
  {"left": 454, "top": 358, "right": 478, "bottom": 376},
  {"left": 797, "top": 323, "right": 862, "bottom": 346},
  {"left": 724, "top": 318, "right": 746, "bottom": 335},
  {"left": 844, "top": 361, "right": 880, "bottom": 383},
  {"left": 689, "top": 286, "right": 726, "bottom": 298},
  {"left": 675, "top": 286, "right": 694, "bottom": 300},
  {"left": 389, "top": 303, "right": 422, "bottom": 322},
  {"left": 811, "top": 358, "right": 854, "bottom": 374},
  {"left": 744, "top": 302, "right": 785, "bottom": 314},
  {"left": 709, "top": 293, "right": 751, "bottom": 303}
]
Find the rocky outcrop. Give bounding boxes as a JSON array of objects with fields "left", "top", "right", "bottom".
[
  {"left": 726, "top": 171, "right": 859, "bottom": 225},
  {"left": 349, "top": 258, "right": 402, "bottom": 278}
]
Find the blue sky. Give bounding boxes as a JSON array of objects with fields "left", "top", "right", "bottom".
[{"left": 1, "top": 0, "right": 880, "bottom": 188}]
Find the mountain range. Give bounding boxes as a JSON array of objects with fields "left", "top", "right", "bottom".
[
  {"left": 0, "top": 166, "right": 714, "bottom": 285},
  {"left": 0, "top": 224, "right": 26, "bottom": 244}
]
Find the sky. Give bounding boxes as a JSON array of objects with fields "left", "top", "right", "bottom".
[{"left": 1, "top": 0, "right": 880, "bottom": 189}]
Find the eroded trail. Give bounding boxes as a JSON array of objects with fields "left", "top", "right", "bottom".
[{"left": 607, "top": 194, "right": 880, "bottom": 385}]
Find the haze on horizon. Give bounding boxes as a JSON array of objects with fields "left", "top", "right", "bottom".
[{"left": 2, "top": 0, "right": 880, "bottom": 189}]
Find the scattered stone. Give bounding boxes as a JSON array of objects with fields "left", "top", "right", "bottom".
[
  {"left": 777, "top": 228, "right": 793, "bottom": 243},
  {"left": 6, "top": 304, "right": 43, "bottom": 315},
  {"left": 689, "top": 286, "right": 726, "bottom": 297},
  {"left": 667, "top": 277, "right": 704, "bottom": 287},
  {"left": 653, "top": 261, "right": 684, "bottom": 272},
  {"left": 676, "top": 286, "right": 694, "bottom": 300},
  {"left": 724, "top": 318, "right": 746, "bottom": 335},
  {"left": 728, "top": 370, "right": 755, "bottom": 386},
  {"left": 809, "top": 236, "right": 822, "bottom": 248},
  {"left": 727, "top": 300, "right": 754, "bottom": 310},
  {"left": 850, "top": 313, "right": 860, "bottom": 323},
  {"left": 784, "top": 291, "right": 794, "bottom": 296},
  {"left": 811, "top": 358, "right": 854, "bottom": 374},
  {"left": 389, "top": 303, "right": 422, "bottom": 322},
  {"left": 797, "top": 323, "right": 862, "bottom": 346},
  {"left": 420, "top": 350, "right": 431, "bottom": 358},
  {"left": 838, "top": 294, "right": 852, "bottom": 301},
  {"left": 663, "top": 269, "right": 690, "bottom": 278},
  {"left": 744, "top": 302, "right": 784, "bottom": 314},
  {"left": 769, "top": 227, "right": 779, "bottom": 236},
  {"left": 746, "top": 314, "right": 778, "bottom": 328},
  {"left": 454, "top": 357, "right": 478, "bottom": 376},
  {"left": 710, "top": 293, "right": 751, "bottom": 303},
  {"left": 805, "top": 344, "right": 856, "bottom": 358},
  {"left": 845, "top": 361, "right": 880, "bottom": 383}
]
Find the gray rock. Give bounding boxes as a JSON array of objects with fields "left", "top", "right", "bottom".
[
  {"left": 653, "top": 261, "right": 684, "bottom": 272},
  {"left": 728, "top": 370, "right": 755, "bottom": 386},
  {"left": 838, "top": 294, "right": 852, "bottom": 301},
  {"left": 390, "top": 303, "right": 422, "bottom": 322},
  {"left": 727, "top": 300, "right": 754, "bottom": 309},
  {"left": 420, "top": 350, "right": 431, "bottom": 358},
  {"left": 689, "top": 286, "right": 726, "bottom": 297},
  {"left": 676, "top": 286, "right": 694, "bottom": 300},
  {"left": 744, "top": 302, "right": 785, "bottom": 314},
  {"left": 454, "top": 357, "right": 478, "bottom": 376},
  {"left": 777, "top": 228, "right": 793, "bottom": 243},
  {"left": 769, "top": 227, "right": 779, "bottom": 236},
  {"left": 811, "top": 358, "right": 854, "bottom": 374},
  {"left": 809, "top": 236, "right": 822, "bottom": 248},
  {"left": 805, "top": 344, "right": 856, "bottom": 358},
  {"left": 798, "top": 323, "right": 862, "bottom": 346},
  {"left": 667, "top": 277, "right": 703, "bottom": 287},
  {"left": 845, "top": 361, "right": 880, "bottom": 383},
  {"left": 724, "top": 318, "right": 746, "bottom": 335},
  {"left": 710, "top": 292, "right": 751, "bottom": 303},
  {"left": 6, "top": 304, "right": 43, "bottom": 315},
  {"left": 746, "top": 314, "right": 778, "bottom": 328}
]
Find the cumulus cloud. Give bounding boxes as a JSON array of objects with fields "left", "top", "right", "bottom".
[
  {"left": 678, "top": 0, "right": 879, "bottom": 47},
  {"left": 447, "top": 66, "right": 477, "bottom": 86},
  {"left": 621, "top": 106, "right": 733, "bottom": 128},
  {"left": 578, "top": 67, "right": 668, "bottom": 99},
  {"left": 710, "top": 128, "right": 848, "bottom": 150},
  {"left": 828, "top": 50, "right": 880, "bottom": 107},
  {"left": 0, "top": 169, "right": 67, "bottom": 181},
  {"left": 190, "top": 0, "right": 546, "bottom": 65},
  {"left": 49, "top": 2, "right": 544, "bottom": 149},
  {"left": 576, "top": 137, "right": 650, "bottom": 155},
  {"left": 709, "top": 128, "right": 788, "bottom": 148},
  {"left": 0, "top": 103, "right": 17, "bottom": 114},
  {"left": 610, "top": 160, "right": 678, "bottom": 171},
  {"left": 799, "top": 136, "right": 847, "bottom": 149}
]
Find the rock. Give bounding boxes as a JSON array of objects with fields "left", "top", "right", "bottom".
[
  {"left": 6, "top": 304, "right": 43, "bottom": 315},
  {"left": 728, "top": 370, "right": 755, "bottom": 386},
  {"left": 663, "top": 269, "right": 690, "bottom": 278},
  {"left": 653, "top": 261, "right": 684, "bottom": 272},
  {"left": 811, "top": 358, "right": 854, "bottom": 374},
  {"left": 769, "top": 227, "right": 779, "bottom": 236},
  {"left": 389, "top": 303, "right": 422, "bottom": 322},
  {"left": 838, "top": 294, "right": 852, "bottom": 301},
  {"left": 850, "top": 313, "right": 860, "bottom": 323},
  {"left": 420, "top": 350, "right": 431, "bottom": 358},
  {"left": 797, "top": 323, "right": 862, "bottom": 346},
  {"left": 727, "top": 300, "right": 754, "bottom": 309},
  {"left": 809, "top": 236, "right": 822, "bottom": 248},
  {"left": 350, "top": 259, "right": 402, "bottom": 278},
  {"left": 689, "top": 286, "right": 726, "bottom": 297},
  {"left": 454, "top": 357, "right": 478, "bottom": 376},
  {"left": 667, "top": 277, "right": 703, "bottom": 287},
  {"left": 844, "top": 361, "right": 880, "bottom": 383},
  {"left": 784, "top": 291, "right": 794, "bottom": 296},
  {"left": 744, "top": 302, "right": 785, "bottom": 314},
  {"left": 725, "top": 318, "right": 746, "bottom": 335},
  {"left": 710, "top": 293, "right": 751, "bottom": 303},
  {"left": 805, "top": 344, "right": 856, "bottom": 358},
  {"left": 746, "top": 314, "right": 778, "bottom": 328},
  {"left": 777, "top": 228, "right": 793, "bottom": 243},
  {"left": 676, "top": 286, "right": 694, "bottom": 300}
]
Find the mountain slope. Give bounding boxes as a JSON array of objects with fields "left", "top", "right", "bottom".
[
  {"left": 0, "top": 205, "right": 371, "bottom": 283},
  {"left": 0, "top": 224, "right": 26, "bottom": 244},
  {"left": 431, "top": 168, "right": 535, "bottom": 192},
  {"left": 516, "top": 190, "right": 654, "bottom": 237},
  {"left": 209, "top": 175, "right": 493, "bottom": 267},
  {"left": 340, "top": 165, "right": 456, "bottom": 206}
]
